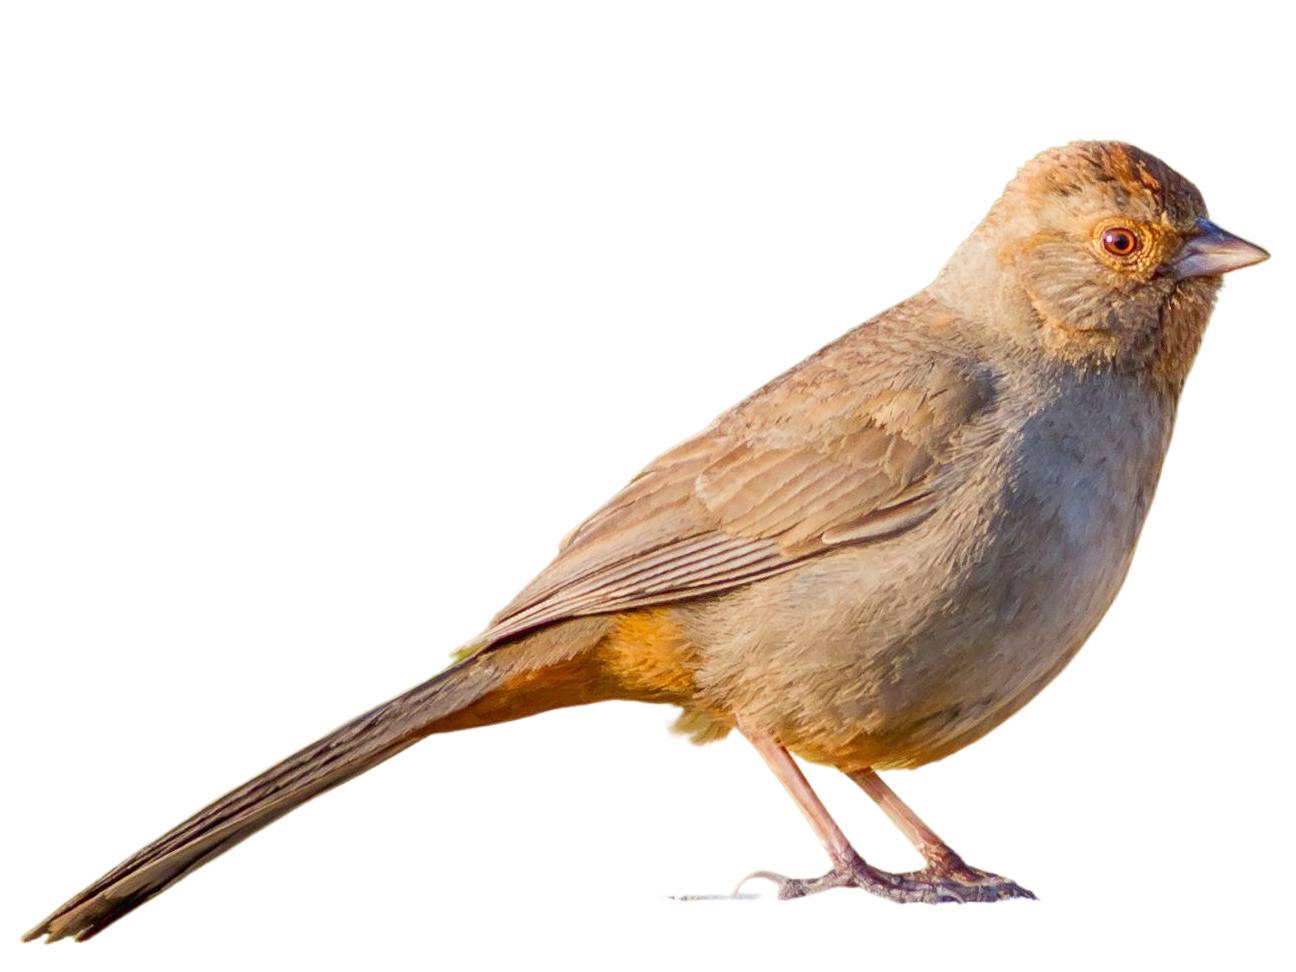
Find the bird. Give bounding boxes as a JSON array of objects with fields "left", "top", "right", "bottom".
[{"left": 25, "top": 141, "right": 1269, "bottom": 942}]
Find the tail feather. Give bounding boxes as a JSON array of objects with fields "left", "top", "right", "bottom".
[{"left": 24, "top": 657, "right": 502, "bottom": 943}]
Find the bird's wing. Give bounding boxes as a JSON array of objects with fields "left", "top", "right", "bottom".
[{"left": 476, "top": 313, "right": 994, "bottom": 648}]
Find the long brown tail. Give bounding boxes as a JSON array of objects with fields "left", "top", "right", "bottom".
[{"left": 23, "top": 627, "right": 604, "bottom": 944}]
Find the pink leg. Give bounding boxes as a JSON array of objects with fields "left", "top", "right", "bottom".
[
  {"left": 742, "top": 729, "right": 856, "bottom": 866},
  {"left": 848, "top": 768, "right": 968, "bottom": 875},
  {"left": 736, "top": 724, "right": 1034, "bottom": 903}
]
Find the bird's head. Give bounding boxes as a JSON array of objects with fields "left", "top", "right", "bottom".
[{"left": 933, "top": 141, "right": 1268, "bottom": 394}]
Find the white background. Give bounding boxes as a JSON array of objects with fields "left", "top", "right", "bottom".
[{"left": 3, "top": 2, "right": 1291, "bottom": 969}]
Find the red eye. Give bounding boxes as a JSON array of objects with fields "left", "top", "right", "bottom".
[{"left": 1102, "top": 227, "right": 1140, "bottom": 256}]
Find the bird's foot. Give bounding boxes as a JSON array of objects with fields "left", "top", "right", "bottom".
[{"left": 737, "top": 849, "right": 1035, "bottom": 904}]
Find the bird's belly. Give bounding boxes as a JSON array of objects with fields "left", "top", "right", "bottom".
[
  {"left": 867, "top": 494, "right": 1144, "bottom": 767},
  {"left": 766, "top": 521, "right": 1141, "bottom": 769},
  {"left": 691, "top": 383, "right": 1173, "bottom": 771}
]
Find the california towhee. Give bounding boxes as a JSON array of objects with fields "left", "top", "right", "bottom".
[{"left": 26, "top": 141, "right": 1268, "bottom": 941}]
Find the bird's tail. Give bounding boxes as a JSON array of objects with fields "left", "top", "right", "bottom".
[{"left": 24, "top": 616, "right": 617, "bottom": 943}]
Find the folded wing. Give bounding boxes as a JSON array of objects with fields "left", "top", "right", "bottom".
[{"left": 478, "top": 318, "right": 993, "bottom": 648}]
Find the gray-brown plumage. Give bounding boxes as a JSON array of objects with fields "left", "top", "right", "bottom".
[{"left": 26, "top": 141, "right": 1268, "bottom": 941}]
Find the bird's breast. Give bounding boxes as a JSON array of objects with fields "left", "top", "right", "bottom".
[{"left": 862, "top": 372, "right": 1176, "bottom": 766}]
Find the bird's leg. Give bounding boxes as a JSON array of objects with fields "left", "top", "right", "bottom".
[
  {"left": 736, "top": 726, "right": 1033, "bottom": 903},
  {"left": 847, "top": 768, "right": 972, "bottom": 876},
  {"left": 735, "top": 726, "right": 905, "bottom": 900},
  {"left": 848, "top": 768, "right": 1033, "bottom": 897},
  {"left": 844, "top": 772, "right": 1036, "bottom": 902}
]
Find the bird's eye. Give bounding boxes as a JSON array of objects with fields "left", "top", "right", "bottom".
[{"left": 1101, "top": 227, "right": 1141, "bottom": 257}]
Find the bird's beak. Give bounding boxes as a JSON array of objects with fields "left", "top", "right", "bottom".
[{"left": 1172, "top": 218, "right": 1269, "bottom": 279}]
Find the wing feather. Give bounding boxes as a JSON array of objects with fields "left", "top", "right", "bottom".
[{"left": 476, "top": 308, "right": 994, "bottom": 650}]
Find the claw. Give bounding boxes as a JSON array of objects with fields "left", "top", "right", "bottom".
[
  {"left": 732, "top": 870, "right": 793, "bottom": 897},
  {"left": 732, "top": 857, "right": 1035, "bottom": 904}
]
